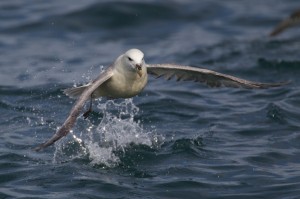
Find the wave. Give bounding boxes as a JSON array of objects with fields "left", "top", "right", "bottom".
[{"left": 3, "top": 1, "right": 182, "bottom": 34}]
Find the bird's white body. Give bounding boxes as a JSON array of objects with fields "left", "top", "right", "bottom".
[
  {"left": 96, "top": 49, "right": 147, "bottom": 98},
  {"left": 65, "top": 49, "right": 148, "bottom": 99}
]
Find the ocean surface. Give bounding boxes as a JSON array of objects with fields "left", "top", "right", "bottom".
[{"left": 1, "top": 0, "right": 300, "bottom": 198}]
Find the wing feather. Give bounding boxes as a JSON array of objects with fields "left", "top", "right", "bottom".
[
  {"left": 146, "top": 64, "right": 288, "bottom": 89},
  {"left": 34, "top": 67, "right": 114, "bottom": 151}
]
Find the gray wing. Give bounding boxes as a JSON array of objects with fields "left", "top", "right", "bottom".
[
  {"left": 146, "top": 64, "right": 288, "bottom": 89},
  {"left": 34, "top": 67, "right": 114, "bottom": 151},
  {"left": 270, "top": 9, "right": 300, "bottom": 36}
]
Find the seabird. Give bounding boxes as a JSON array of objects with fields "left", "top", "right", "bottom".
[
  {"left": 34, "top": 48, "right": 287, "bottom": 151},
  {"left": 270, "top": 8, "right": 300, "bottom": 36}
]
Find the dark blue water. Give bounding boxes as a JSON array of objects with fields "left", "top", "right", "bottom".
[{"left": 1, "top": 0, "right": 300, "bottom": 198}]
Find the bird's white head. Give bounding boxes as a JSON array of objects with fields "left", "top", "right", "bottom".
[{"left": 122, "top": 48, "right": 145, "bottom": 77}]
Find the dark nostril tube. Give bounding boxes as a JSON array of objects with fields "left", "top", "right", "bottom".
[{"left": 136, "top": 64, "right": 142, "bottom": 70}]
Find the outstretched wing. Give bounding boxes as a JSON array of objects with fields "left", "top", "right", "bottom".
[
  {"left": 146, "top": 64, "right": 288, "bottom": 89},
  {"left": 34, "top": 67, "right": 114, "bottom": 151},
  {"left": 270, "top": 9, "right": 300, "bottom": 36}
]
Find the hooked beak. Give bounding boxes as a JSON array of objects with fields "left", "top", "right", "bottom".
[{"left": 136, "top": 64, "right": 143, "bottom": 77}]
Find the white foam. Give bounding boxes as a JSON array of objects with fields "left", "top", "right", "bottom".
[
  {"left": 86, "top": 99, "right": 154, "bottom": 166},
  {"left": 53, "top": 99, "right": 162, "bottom": 167}
]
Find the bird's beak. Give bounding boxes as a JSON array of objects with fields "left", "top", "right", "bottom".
[{"left": 136, "top": 64, "right": 143, "bottom": 77}]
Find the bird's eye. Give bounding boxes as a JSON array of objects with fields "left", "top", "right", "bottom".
[{"left": 128, "top": 57, "right": 133, "bottom": 61}]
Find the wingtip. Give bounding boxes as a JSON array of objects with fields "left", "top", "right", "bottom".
[
  {"left": 281, "top": 80, "right": 292, "bottom": 86},
  {"left": 269, "top": 30, "right": 280, "bottom": 37},
  {"left": 269, "top": 25, "right": 286, "bottom": 37},
  {"left": 33, "top": 144, "right": 45, "bottom": 152},
  {"left": 265, "top": 80, "right": 291, "bottom": 88},
  {"left": 33, "top": 139, "right": 55, "bottom": 152}
]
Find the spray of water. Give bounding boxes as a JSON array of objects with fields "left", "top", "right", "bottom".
[{"left": 53, "top": 98, "right": 162, "bottom": 167}]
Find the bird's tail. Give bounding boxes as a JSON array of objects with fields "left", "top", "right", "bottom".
[{"left": 63, "top": 85, "right": 89, "bottom": 99}]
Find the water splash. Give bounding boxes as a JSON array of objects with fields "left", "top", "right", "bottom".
[{"left": 53, "top": 99, "right": 162, "bottom": 167}]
